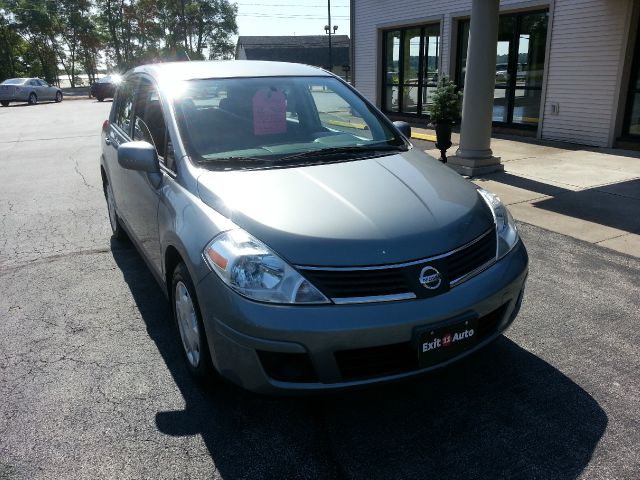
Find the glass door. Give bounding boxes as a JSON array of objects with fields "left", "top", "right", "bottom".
[
  {"left": 457, "top": 10, "right": 548, "bottom": 128},
  {"left": 401, "top": 29, "right": 422, "bottom": 115},
  {"left": 511, "top": 12, "right": 547, "bottom": 126},
  {"left": 421, "top": 24, "right": 440, "bottom": 114},
  {"left": 381, "top": 24, "right": 441, "bottom": 117}
]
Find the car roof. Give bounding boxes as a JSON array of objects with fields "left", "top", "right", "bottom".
[{"left": 127, "top": 60, "right": 332, "bottom": 82}]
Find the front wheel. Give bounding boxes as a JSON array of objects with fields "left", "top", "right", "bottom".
[
  {"left": 28, "top": 93, "right": 37, "bottom": 105},
  {"left": 97, "top": 97, "right": 104, "bottom": 102},
  {"left": 0, "top": 101, "right": 9, "bottom": 107},
  {"left": 55, "top": 91, "right": 63, "bottom": 102},
  {"left": 172, "top": 263, "right": 215, "bottom": 379}
]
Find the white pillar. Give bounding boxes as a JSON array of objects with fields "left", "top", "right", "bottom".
[{"left": 448, "top": 0, "right": 503, "bottom": 176}]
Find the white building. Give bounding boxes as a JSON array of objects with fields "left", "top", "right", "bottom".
[{"left": 349, "top": 0, "right": 640, "bottom": 156}]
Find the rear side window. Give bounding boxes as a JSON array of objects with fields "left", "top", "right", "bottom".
[{"left": 113, "top": 80, "right": 135, "bottom": 134}]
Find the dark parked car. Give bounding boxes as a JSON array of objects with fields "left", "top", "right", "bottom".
[
  {"left": 0, "top": 78, "right": 63, "bottom": 106},
  {"left": 90, "top": 75, "right": 121, "bottom": 101},
  {"left": 101, "top": 60, "right": 528, "bottom": 394}
]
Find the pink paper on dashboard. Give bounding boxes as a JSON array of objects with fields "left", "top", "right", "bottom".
[{"left": 252, "top": 88, "right": 287, "bottom": 135}]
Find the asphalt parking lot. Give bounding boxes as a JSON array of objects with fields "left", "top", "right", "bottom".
[{"left": 1, "top": 99, "right": 639, "bottom": 479}]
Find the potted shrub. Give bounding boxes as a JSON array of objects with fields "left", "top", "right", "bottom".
[{"left": 426, "top": 76, "right": 462, "bottom": 163}]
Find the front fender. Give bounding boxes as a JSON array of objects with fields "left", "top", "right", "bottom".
[{"left": 158, "top": 176, "right": 235, "bottom": 286}]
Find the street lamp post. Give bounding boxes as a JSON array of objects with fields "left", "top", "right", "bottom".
[{"left": 324, "top": 0, "right": 338, "bottom": 73}]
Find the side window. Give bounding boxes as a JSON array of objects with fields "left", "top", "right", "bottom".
[
  {"left": 38, "top": 80, "right": 49, "bottom": 87},
  {"left": 133, "top": 79, "right": 175, "bottom": 171},
  {"left": 113, "top": 80, "right": 135, "bottom": 135},
  {"left": 30, "top": 80, "right": 39, "bottom": 87}
]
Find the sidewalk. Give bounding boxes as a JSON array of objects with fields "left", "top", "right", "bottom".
[{"left": 411, "top": 128, "right": 640, "bottom": 258}]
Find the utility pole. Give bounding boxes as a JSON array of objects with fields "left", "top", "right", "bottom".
[{"left": 324, "top": 0, "right": 338, "bottom": 73}]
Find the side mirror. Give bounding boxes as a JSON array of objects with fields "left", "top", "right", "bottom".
[
  {"left": 393, "top": 121, "right": 412, "bottom": 139},
  {"left": 118, "top": 141, "right": 160, "bottom": 173}
]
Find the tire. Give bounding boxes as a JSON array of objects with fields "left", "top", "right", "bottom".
[
  {"left": 55, "top": 91, "right": 63, "bottom": 103},
  {"left": 0, "top": 101, "right": 8, "bottom": 107},
  {"left": 104, "top": 180, "right": 127, "bottom": 241},
  {"left": 97, "top": 97, "right": 104, "bottom": 102},
  {"left": 28, "top": 92, "right": 37, "bottom": 105},
  {"left": 171, "top": 262, "right": 215, "bottom": 379}
]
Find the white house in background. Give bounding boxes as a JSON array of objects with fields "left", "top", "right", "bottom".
[{"left": 349, "top": 0, "right": 640, "bottom": 150}]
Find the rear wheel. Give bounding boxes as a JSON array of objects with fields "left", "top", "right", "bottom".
[
  {"left": 171, "top": 262, "right": 214, "bottom": 379},
  {"left": 97, "top": 96, "right": 104, "bottom": 102},
  {"left": 28, "top": 93, "right": 37, "bottom": 105},
  {"left": 0, "top": 101, "right": 8, "bottom": 107},
  {"left": 104, "top": 180, "right": 127, "bottom": 240},
  {"left": 55, "top": 91, "right": 63, "bottom": 103}
]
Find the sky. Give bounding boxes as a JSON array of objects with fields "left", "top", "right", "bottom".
[{"left": 234, "top": 0, "right": 351, "bottom": 38}]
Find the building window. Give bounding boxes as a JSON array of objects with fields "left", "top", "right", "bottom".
[
  {"left": 456, "top": 10, "right": 548, "bottom": 128},
  {"left": 381, "top": 24, "right": 440, "bottom": 117},
  {"left": 622, "top": 17, "right": 640, "bottom": 138}
]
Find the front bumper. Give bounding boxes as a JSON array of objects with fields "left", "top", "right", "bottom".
[{"left": 196, "top": 241, "right": 529, "bottom": 394}]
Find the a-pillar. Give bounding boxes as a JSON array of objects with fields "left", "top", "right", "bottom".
[{"left": 448, "top": 0, "right": 503, "bottom": 176}]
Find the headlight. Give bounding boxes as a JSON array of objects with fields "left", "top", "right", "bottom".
[
  {"left": 477, "top": 188, "right": 519, "bottom": 259},
  {"left": 203, "top": 229, "right": 330, "bottom": 304}
]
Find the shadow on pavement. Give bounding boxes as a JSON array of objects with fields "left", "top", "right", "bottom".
[
  {"left": 531, "top": 179, "right": 640, "bottom": 234},
  {"left": 475, "top": 172, "right": 569, "bottom": 197},
  {"left": 477, "top": 173, "right": 640, "bottom": 234},
  {"left": 112, "top": 241, "right": 607, "bottom": 479}
]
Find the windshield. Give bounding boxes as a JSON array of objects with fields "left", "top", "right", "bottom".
[
  {"left": 1, "top": 78, "right": 27, "bottom": 85},
  {"left": 173, "top": 76, "right": 406, "bottom": 168},
  {"left": 99, "top": 75, "right": 121, "bottom": 83}
]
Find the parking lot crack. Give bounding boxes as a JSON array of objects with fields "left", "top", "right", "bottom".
[{"left": 69, "top": 147, "right": 98, "bottom": 190}]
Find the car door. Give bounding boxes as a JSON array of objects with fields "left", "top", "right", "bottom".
[
  {"left": 122, "top": 76, "right": 169, "bottom": 271},
  {"left": 38, "top": 80, "right": 55, "bottom": 100},
  {"left": 104, "top": 77, "right": 137, "bottom": 234},
  {"left": 28, "top": 79, "right": 42, "bottom": 99},
  {"left": 107, "top": 75, "right": 168, "bottom": 273}
]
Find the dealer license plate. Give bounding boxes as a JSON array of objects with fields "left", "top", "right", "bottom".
[{"left": 417, "top": 317, "right": 478, "bottom": 368}]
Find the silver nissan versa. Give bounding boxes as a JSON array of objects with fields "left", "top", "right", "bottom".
[{"left": 100, "top": 61, "right": 528, "bottom": 394}]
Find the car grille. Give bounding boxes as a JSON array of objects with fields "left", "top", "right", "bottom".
[
  {"left": 447, "top": 228, "right": 498, "bottom": 284},
  {"left": 299, "top": 228, "right": 497, "bottom": 303},
  {"left": 334, "top": 304, "right": 508, "bottom": 381},
  {"left": 300, "top": 267, "right": 408, "bottom": 299}
]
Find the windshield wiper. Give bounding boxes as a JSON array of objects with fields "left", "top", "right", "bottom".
[{"left": 276, "top": 144, "right": 405, "bottom": 163}]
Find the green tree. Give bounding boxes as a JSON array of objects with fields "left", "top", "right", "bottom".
[
  {"left": 1, "top": 0, "right": 238, "bottom": 83},
  {"left": 56, "top": 0, "right": 95, "bottom": 87},
  {"left": 6, "top": 0, "right": 59, "bottom": 84},
  {"left": 0, "top": 12, "right": 27, "bottom": 79}
]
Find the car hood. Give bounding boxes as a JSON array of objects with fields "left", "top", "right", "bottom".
[{"left": 196, "top": 149, "right": 494, "bottom": 266}]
